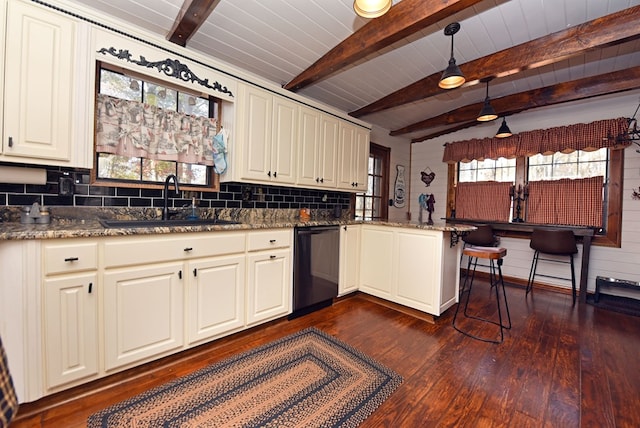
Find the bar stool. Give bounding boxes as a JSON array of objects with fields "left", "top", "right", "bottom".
[
  {"left": 526, "top": 229, "right": 578, "bottom": 304},
  {"left": 453, "top": 246, "right": 512, "bottom": 344}
]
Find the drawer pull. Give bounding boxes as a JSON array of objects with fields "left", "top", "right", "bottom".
[
  {"left": 270, "top": 255, "right": 277, "bottom": 259},
  {"left": 184, "top": 247, "right": 193, "bottom": 252},
  {"left": 8, "top": 137, "right": 13, "bottom": 148},
  {"left": 64, "top": 257, "right": 79, "bottom": 262},
  {"left": 269, "top": 239, "right": 276, "bottom": 243},
  {"left": 178, "top": 270, "right": 182, "bottom": 279},
  {"left": 193, "top": 268, "right": 197, "bottom": 277},
  {"left": 88, "top": 282, "right": 93, "bottom": 294}
]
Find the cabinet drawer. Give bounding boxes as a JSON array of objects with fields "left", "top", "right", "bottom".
[
  {"left": 43, "top": 241, "right": 98, "bottom": 275},
  {"left": 247, "top": 229, "right": 292, "bottom": 251},
  {"left": 103, "top": 232, "right": 246, "bottom": 268}
]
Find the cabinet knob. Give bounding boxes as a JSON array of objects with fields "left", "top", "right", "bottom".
[
  {"left": 64, "top": 257, "right": 79, "bottom": 262},
  {"left": 273, "top": 171, "right": 277, "bottom": 178},
  {"left": 193, "top": 268, "right": 197, "bottom": 277},
  {"left": 267, "top": 171, "right": 271, "bottom": 177},
  {"left": 320, "top": 178, "right": 324, "bottom": 183},
  {"left": 343, "top": 226, "right": 347, "bottom": 231},
  {"left": 316, "top": 177, "right": 320, "bottom": 183},
  {"left": 8, "top": 137, "right": 13, "bottom": 148},
  {"left": 88, "top": 282, "right": 93, "bottom": 293},
  {"left": 178, "top": 270, "right": 182, "bottom": 279}
]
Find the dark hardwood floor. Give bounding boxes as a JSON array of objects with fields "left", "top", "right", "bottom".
[{"left": 11, "top": 281, "right": 640, "bottom": 427}]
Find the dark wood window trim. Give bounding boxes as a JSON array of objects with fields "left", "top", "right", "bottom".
[
  {"left": 352, "top": 142, "right": 389, "bottom": 220},
  {"left": 446, "top": 148, "right": 624, "bottom": 247}
]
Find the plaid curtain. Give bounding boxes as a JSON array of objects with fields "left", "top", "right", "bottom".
[
  {"left": 96, "top": 93, "right": 220, "bottom": 166},
  {"left": 455, "top": 182, "right": 512, "bottom": 221},
  {"left": 527, "top": 177, "right": 603, "bottom": 227},
  {"left": 443, "top": 118, "right": 629, "bottom": 163},
  {"left": 0, "top": 336, "right": 18, "bottom": 426}
]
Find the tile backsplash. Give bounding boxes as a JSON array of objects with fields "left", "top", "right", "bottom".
[{"left": 0, "top": 164, "right": 351, "bottom": 212}]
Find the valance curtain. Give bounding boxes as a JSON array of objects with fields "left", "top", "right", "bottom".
[
  {"left": 455, "top": 182, "right": 513, "bottom": 222},
  {"left": 442, "top": 117, "right": 630, "bottom": 163},
  {"left": 527, "top": 177, "right": 603, "bottom": 227},
  {"left": 96, "top": 93, "right": 219, "bottom": 166}
]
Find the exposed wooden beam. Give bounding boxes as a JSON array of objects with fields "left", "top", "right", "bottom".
[
  {"left": 352, "top": 5, "right": 640, "bottom": 118},
  {"left": 283, "top": 0, "right": 483, "bottom": 92},
  {"left": 399, "top": 66, "right": 640, "bottom": 142},
  {"left": 167, "top": 0, "right": 221, "bottom": 47}
]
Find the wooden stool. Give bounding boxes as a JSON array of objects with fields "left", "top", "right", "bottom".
[{"left": 453, "top": 246, "right": 511, "bottom": 344}]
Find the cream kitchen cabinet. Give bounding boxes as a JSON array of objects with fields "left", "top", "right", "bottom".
[
  {"left": 42, "top": 240, "right": 99, "bottom": 390},
  {"left": 246, "top": 229, "right": 292, "bottom": 325},
  {"left": 102, "top": 232, "right": 246, "bottom": 371},
  {"left": 232, "top": 84, "right": 297, "bottom": 185},
  {"left": 185, "top": 254, "right": 245, "bottom": 345},
  {"left": 339, "top": 224, "right": 361, "bottom": 296},
  {"left": 2, "top": 0, "right": 93, "bottom": 168},
  {"left": 337, "top": 123, "right": 370, "bottom": 192},
  {"left": 358, "top": 225, "right": 461, "bottom": 316},
  {"left": 297, "top": 106, "right": 339, "bottom": 189}
]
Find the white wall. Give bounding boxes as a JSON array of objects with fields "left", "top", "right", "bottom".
[
  {"left": 370, "top": 125, "right": 412, "bottom": 222},
  {"left": 411, "top": 89, "right": 640, "bottom": 293}
]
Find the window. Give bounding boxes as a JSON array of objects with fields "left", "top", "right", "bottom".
[
  {"left": 528, "top": 148, "right": 607, "bottom": 181},
  {"left": 94, "top": 64, "right": 222, "bottom": 189},
  {"left": 355, "top": 143, "right": 389, "bottom": 221},
  {"left": 458, "top": 158, "right": 516, "bottom": 183}
]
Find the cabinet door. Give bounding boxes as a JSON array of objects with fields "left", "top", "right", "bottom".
[
  {"left": 353, "top": 127, "right": 370, "bottom": 192},
  {"left": 103, "top": 263, "right": 183, "bottom": 371},
  {"left": 247, "top": 248, "right": 291, "bottom": 325},
  {"left": 271, "top": 96, "right": 297, "bottom": 184},
  {"left": 337, "top": 123, "right": 356, "bottom": 190},
  {"left": 318, "top": 114, "right": 339, "bottom": 188},
  {"left": 339, "top": 225, "right": 361, "bottom": 296},
  {"left": 297, "top": 106, "right": 321, "bottom": 187},
  {"left": 186, "top": 255, "right": 245, "bottom": 345},
  {"left": 395, "top": 231, "right": 440, "bottom": 313},
  {"left": 3, "top": 0, "right": 75, "bottom": 161},
  {"left": 240, "top": 85, "right": 273, "bottom": 181},
  {"left": 359, "top": 226, "right": 394, "bottom": 298},
  {"left": 43, "top": 273, "right": 98, "bottom": 389}
]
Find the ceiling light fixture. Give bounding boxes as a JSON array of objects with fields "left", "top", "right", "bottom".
[
  {"left": 438, "top": 22, "right": 465, "bottom": 90},
  {"left": 495, "top": 117, "right": 513, "bottom": 138},
  {"left": 353, "top": 0, "right": 392, "bottom": 19},
  {"left": 477, "top": 79, "right": 498, "bottom": 122}
]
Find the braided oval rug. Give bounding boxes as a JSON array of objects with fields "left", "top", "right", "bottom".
[{"left": 88, "top": 327, "right": 402, "bottom": 427}]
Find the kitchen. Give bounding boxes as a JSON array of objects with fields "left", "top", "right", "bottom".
[{"left": 0, "top": 0, "right": 639, "bottom": 426}]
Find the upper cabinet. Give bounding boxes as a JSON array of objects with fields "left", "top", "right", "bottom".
[
  {"left": 226, "top": 82, "right": 370, "bottom": 192},
  {"left": 1, "top": 0, "right": 93, "bottom": 168},
  {"left": 338, "top": 122, "right": 369, "bottom": 192},
  {"left": 228, "top": 83, "right": 297, "bottom": 185}
]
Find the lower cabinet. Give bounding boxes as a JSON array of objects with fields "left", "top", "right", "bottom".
[
  {"left": 339, "top": 225, "right": 361, "bottom": 296},
  {"left": 358, "top": 225, "right": 460, "bottom": 316},
  {"left": 103, "top": 263, "right": 184, "bottom": 371},
  {"left": 43, "top": 272, "right": 98, "bottom": 389},
  {"left": 186, "top": 255, "right": 245, "bottom": 345}
]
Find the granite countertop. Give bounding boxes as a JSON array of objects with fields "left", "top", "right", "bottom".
[{"left": 0, "top": 218, "right": 475, "bottom": 241}]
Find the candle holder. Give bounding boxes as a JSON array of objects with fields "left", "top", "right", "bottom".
[{"left": 509, "top": 184, "right": 528, "bottom": 222}]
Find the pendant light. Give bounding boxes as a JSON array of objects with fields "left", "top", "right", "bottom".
[
  {"left": 438, "top": 22, "right": 465, "bottom": 90},
  {"left": 353, "top": 0, "right": 392, "bottom": 18},
  {"left": 477, "top": 79, "right": 498, "bottom": 122},
  {"left": 495, "top": 117, "right": 513, "bottom": 138}
]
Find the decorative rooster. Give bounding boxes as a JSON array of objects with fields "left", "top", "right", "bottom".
[{"left": 421, "top": 168, "right": 435, "bottom": 187}]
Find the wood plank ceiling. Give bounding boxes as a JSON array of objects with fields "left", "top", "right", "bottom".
[{"left": 70, "top": 0, "right": 640, "bottom": 142}]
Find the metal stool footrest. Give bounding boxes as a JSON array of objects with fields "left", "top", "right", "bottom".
[{"left": 453, "top": 246, "right": 512, "bottom": 344}]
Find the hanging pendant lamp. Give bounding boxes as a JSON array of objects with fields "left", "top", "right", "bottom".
[
  {"left": 353, "top": 0, "right": 392, "bottom": 18},
  {"left": 477, "top": 79, "right": 498, "bottom": 122},
  {"left": 495, "top": 117, "right": 513, "bottom": 138},
  {"left": 439, "top": 22, "right": 465, "bottom": 90}
]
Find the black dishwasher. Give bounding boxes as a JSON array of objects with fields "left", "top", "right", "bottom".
[{"left": 290, "top": 225, "right": 340, "bottom": 319}]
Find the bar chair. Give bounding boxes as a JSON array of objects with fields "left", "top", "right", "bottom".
[
  {"left": 526, "top": 228, "right": 578, "bottom": 304},
  {"left": 453, "top": 245, "right": 512, "bottom": 344},
  {"left": 460, "top": 225, "right": 496, "bottom": 277}
]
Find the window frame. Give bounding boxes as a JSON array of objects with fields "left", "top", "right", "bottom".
[
  {"left": 90, "top": 62, "right": 221, "bottom": 192},
  {"left": 446, "top": 148, "right": 624, "bottom": 247},
  {"left": 353, "top": 143, "right": 389, "bottom": 221}
]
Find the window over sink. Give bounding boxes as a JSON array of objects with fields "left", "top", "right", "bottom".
[{"left": 92, "top": 63, "right": 224, "bottom": 190}]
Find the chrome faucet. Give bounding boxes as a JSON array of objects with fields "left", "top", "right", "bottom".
[{"left": 162, "top": 174, "right": 181, "bottom": 220}]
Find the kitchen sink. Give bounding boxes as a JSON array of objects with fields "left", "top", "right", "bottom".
[{"left": 99, "top": 218, "right": 241, "bottom": 228}]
